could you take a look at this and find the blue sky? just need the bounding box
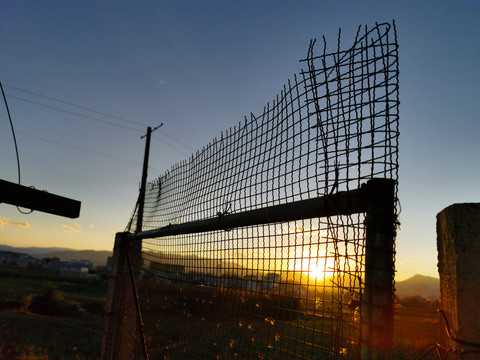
[0,1,478,280]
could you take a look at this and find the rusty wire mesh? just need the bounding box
[124,22,399,359]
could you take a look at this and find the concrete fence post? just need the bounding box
[101,232,139,360]
[437,203,480,358]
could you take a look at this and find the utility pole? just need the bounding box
[136,123,163,233]
[129,123,163,360]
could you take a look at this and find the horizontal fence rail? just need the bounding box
[125,185,368,241]
[102,21,400,360]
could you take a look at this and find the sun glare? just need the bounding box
[309,264,326,280]
[308,260,337,280]
[288,249,343,282]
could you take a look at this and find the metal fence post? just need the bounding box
[361,178,396,359]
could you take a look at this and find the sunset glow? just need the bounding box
[289,251,337,281]
[308,263,330,280]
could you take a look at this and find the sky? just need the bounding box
[0,0,478,280]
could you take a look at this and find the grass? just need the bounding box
[0,310,102,359]
[392,299,439,359]
[139,283,358,359]
[138,283,439,359]
[0,269,439,359]
[0,268,107,360]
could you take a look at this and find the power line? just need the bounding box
[0,126,144,168]
[5,84,197,157]
[6,84,197,153]
[0,125,190,170]
[8,94,144,133]
[157,130,196,152]
[4,83,149,128]
[152,135,190,157]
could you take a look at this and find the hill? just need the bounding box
[395,274,439,299]
[0,244,73,254]
[0,245,112,267]
[36,250,112,267]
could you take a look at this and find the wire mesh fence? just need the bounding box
[103,22,399,360]
[135,215,367,359]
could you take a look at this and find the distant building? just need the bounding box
[0,251,41,268]
[0,251,100,279]
[264,273,281,283]
[42,257,62,272]
[145,261,185,283]
[244,273,281,291]
[68,259,93,271]
[58,259,98,278]
[149,262,185,275]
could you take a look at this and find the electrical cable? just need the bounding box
[0,124,187,165]
[0,81,33,214]
[2,83,195,198]
[4,83,149,128]
[7,90,196,155]
[157,130,196,152]
[0,126,145,168]
[152,135,190,157]
[0,81,21,184]
[6,83,196,153]
[8,94,144,133]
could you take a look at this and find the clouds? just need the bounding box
[60,224,80,233]
[403,258,419,268]
[0,217,30,228]
[59,222,82,233]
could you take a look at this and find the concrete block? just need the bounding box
[437,203,480,358]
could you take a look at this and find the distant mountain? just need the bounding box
[396,274,439,299]
[0,244,73,254]
[0,245,112,267]
[37,250,112,267]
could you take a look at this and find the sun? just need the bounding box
[309,264,325,280]
[287,249,338,281]
[307,259,336,280]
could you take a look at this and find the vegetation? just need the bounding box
[0,268,107,360]
[137,282,439,359]
[0,268,439,359]
[25,282,77,316]
[168,286,300,321]
[393,297,439,359]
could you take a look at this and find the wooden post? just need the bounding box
[137,126,152,233]
[361,179,396,359]
[0,179,81,218]
[137,123,162,232]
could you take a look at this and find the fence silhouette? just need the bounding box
[102,22,399,360]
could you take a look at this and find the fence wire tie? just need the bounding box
[216,202,232,231]
[217,209,231,232]
[329,165,339,195]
